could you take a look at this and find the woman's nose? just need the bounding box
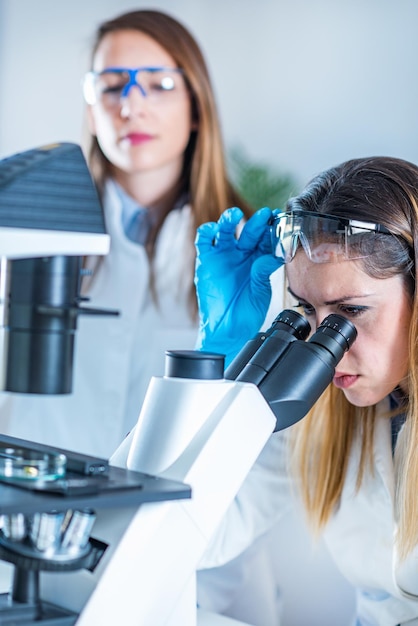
[315,310,331,331]
[120,86,147,119]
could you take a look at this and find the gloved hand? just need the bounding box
[194,206,284,365]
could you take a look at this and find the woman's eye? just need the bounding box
[102,85,124,95]
[148,83,165,92]
[149,79,175,92]
[339,305,368,318]
[294,302,315,316]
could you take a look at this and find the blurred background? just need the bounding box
[0,1,416,624]
[1,0,418,203]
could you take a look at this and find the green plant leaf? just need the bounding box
[228,145,300,211]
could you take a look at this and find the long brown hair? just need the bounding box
[83,10,252,311]
[283,157,418,558]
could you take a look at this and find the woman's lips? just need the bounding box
[333,373,359,389]
[123,133,154,145]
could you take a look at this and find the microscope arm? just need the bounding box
[86,377,276,626]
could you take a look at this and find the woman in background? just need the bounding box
[2,8,252,462]
[76,8,253,456]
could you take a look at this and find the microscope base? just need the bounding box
[0,593,77,625]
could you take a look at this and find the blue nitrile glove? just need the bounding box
[194,206,284,366]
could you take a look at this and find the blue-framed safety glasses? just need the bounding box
[82,66,185,107]
[270,210,392,264]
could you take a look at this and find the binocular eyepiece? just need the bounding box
[165,309,357,432]
[226,309,357,431]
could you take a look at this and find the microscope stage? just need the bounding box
[0,435,191,515]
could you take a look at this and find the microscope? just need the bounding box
[0,143,191,625]
[0,142,357,626]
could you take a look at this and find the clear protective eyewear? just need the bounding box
[82,66,185,107]
[270,209,392,264]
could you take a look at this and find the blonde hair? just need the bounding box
[291,386,377,533]
[283,157,418,559]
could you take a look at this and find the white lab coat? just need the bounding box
[0,180,198,457]
[199,399,418,626]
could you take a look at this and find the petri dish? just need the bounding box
[0,445,67,482]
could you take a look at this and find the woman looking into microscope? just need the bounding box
[195,155,418,625]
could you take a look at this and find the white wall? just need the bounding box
[1,0,418,187]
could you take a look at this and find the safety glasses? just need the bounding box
[270,209,392,264]
[82,66,185,108]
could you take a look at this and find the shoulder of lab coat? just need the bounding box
[391,428,418,602]
[323,401,418,624]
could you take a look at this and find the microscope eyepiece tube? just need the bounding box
[225,309,311,382]
[258,313,357,431]
[309,313,357,360]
